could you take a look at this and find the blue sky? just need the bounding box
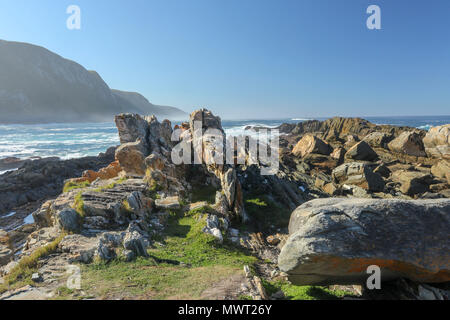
[0,0,449,119]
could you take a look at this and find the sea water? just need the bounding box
[0,115,449,161]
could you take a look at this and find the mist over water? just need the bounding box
[0,116,449,161]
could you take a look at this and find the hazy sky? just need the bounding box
[0,0,449,119]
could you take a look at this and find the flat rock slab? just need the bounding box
[278,198,450,286]
[155,196,180,209]
[59,234,99,263]
[80,179,148,219]
[185,201,209,212]
[0,285,53,300]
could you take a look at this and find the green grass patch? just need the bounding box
[261,279,357,300]
[79,260,242,300]
[92,177,128,192]
[63,180,91,193]
[148,208,256,267]
[244,194,291,231]
[184,205,216,217]
[121,199,133,213]
[0,233,66,294]
[70,207,257,300]
[72,192,86,218]
[145,180,162,199]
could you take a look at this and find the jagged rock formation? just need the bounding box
[1,109,251,269]
[271,116,450,200]
[279,117,412,142]
[114,113,186,196]
[188,109,246,220]
[278,198,450,285]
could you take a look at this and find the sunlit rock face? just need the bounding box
[423,124,450,160]
[278,198,450,286]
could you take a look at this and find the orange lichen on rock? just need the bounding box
[321,256,450,283]
[70,161,123,184]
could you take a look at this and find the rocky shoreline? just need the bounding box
[0,148,117,216]
[0,110,449,300]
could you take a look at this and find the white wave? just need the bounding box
[224,125,281,145]
[60,152,92,160]
[0,168,18,175]
[1,211,16,218]
[417,124,433,131]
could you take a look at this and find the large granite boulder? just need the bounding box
[278,198,450,285]
[292,135,332,158]
[332,162,385,192]
[423,124,450,159]
[388,131,427,157]
[344,141,378,161]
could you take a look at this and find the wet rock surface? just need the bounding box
[0,149,116,214]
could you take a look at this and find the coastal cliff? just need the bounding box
[0,40,187,124]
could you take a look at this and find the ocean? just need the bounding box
[0,115,449,170]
